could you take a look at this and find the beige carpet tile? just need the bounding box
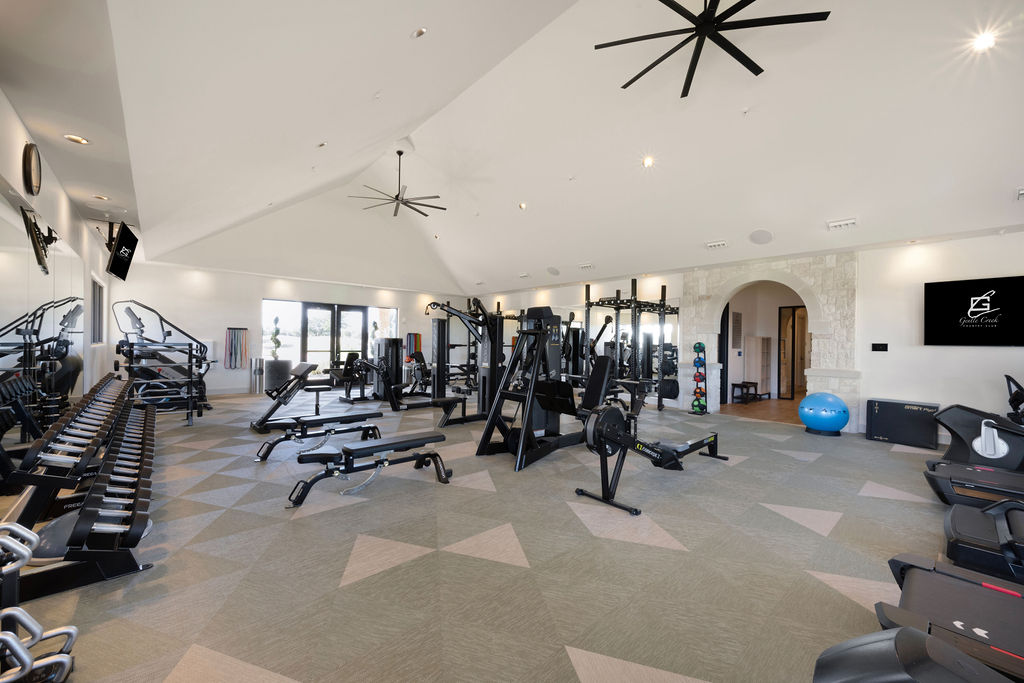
[165,644,300,683]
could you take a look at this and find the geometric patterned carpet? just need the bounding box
[17,391,948,682]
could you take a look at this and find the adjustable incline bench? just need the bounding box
[250,362,382,461]
[287,430,451,507]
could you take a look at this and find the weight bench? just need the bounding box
[286,430,450,507]
[254,410,384,462]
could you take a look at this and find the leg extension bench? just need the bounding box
[287,430,450,507]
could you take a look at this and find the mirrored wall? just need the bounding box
[0,191,86,398]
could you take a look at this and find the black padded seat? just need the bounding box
[303,385,331,393]
[946,501,1024,583]
[292,411,383,427]
[342,431,444,457]
[296,450,342,465]
[431,397,464,408]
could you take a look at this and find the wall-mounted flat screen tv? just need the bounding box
[924,275,1024,346]
[20,207,49,275]
[105,222,138,281]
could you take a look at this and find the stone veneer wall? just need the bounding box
[676,252,861,432]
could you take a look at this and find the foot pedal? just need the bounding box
[254,442,271,462]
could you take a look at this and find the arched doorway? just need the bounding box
[716,280,810,425]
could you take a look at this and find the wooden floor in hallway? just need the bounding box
[717,391,806,426]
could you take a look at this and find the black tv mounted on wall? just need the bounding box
[20,206,49,275]
[924,275,1024,346]
[105,222,138,281]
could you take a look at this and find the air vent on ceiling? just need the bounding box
[1017,188,1024,201]
[705,240,728,250]
[826,218,857,232]
[578,263,594,271]
[518,272,530,279]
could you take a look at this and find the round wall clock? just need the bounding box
[22,142,41,196]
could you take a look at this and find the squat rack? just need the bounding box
[584,278,678,412]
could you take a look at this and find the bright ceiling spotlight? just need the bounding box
[518,202,527,210]
[412,27,428,38]
[972,32,996,51]
[641,155,655,169]
[92,194,109,201]
[63,134,90,144]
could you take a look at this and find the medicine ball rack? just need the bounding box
[691,343,708,415]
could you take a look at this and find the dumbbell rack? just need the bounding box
[2,374,156,603]
[691,343,708,415]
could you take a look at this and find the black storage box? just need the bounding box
[866,399,940,450]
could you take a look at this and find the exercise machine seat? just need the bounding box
[814,627,1009,682]
[945,501,1024,583]
[341,431,445,457]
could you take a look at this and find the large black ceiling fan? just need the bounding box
[350,150,447,217]
[596,0,830,98]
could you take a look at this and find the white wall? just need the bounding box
[107,262,462,394]
[857,232,1024,422]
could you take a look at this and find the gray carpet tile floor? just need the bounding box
[11,391,949,682]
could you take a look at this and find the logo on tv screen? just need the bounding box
[925,276,1023,346]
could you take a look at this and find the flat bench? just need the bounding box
[287,430,450,507]
[254,410,384,462]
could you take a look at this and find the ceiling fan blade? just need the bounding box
[622,33,697,89]
[715,0,757,23]
[406,201,447,211]
[362,185,394,199]
[361,200,398,210]
[393,200,401,217]
[595,27,695,50]
[403,195,441,202]
[718,12,830,31]
[349,195,396,200]
[656,0,700,25]
[707,30,763,75]
[706,0,721,16]
[681,34,707,97]
[398,185,407,201]
[400,202,429,217]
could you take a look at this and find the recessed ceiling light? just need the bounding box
[63,134,89,144]
[906,240,918,245]
[475,281,485,286]
[317,141,327,148]
[518,202,527,210]
[412,27,427,38]
[433,233,440,239]
[519,272,530,279]
[641,155,655,169]
[972,32,995,51]
[92,194,109,201]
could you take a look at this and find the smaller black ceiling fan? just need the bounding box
[350,150,447,217]
[596,0,830,98]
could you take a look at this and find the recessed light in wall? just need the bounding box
[63,134,89,145]
[749,229,773,245]
[546,266,560,276]
[518,202,527,210]
[92,194,109,201]
[641,155,654,169]
[411,27,427,38]
[972,31,996,51]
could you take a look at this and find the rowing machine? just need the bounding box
[575,404,724,515]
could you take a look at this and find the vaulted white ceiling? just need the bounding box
[1,0,1022,295]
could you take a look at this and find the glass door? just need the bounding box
[336,305,367,362]
[777,305,806,400]
[301,303,335,371]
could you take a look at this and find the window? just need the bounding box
[91,279,104,343]
[262,299,302,362]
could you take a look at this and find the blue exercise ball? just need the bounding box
[799,392,849,436]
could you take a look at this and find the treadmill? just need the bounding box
[875,553,1024,679]
[925,417,1024,507]
[945,500,1024,584]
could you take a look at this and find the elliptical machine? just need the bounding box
[933,376,1024,469]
